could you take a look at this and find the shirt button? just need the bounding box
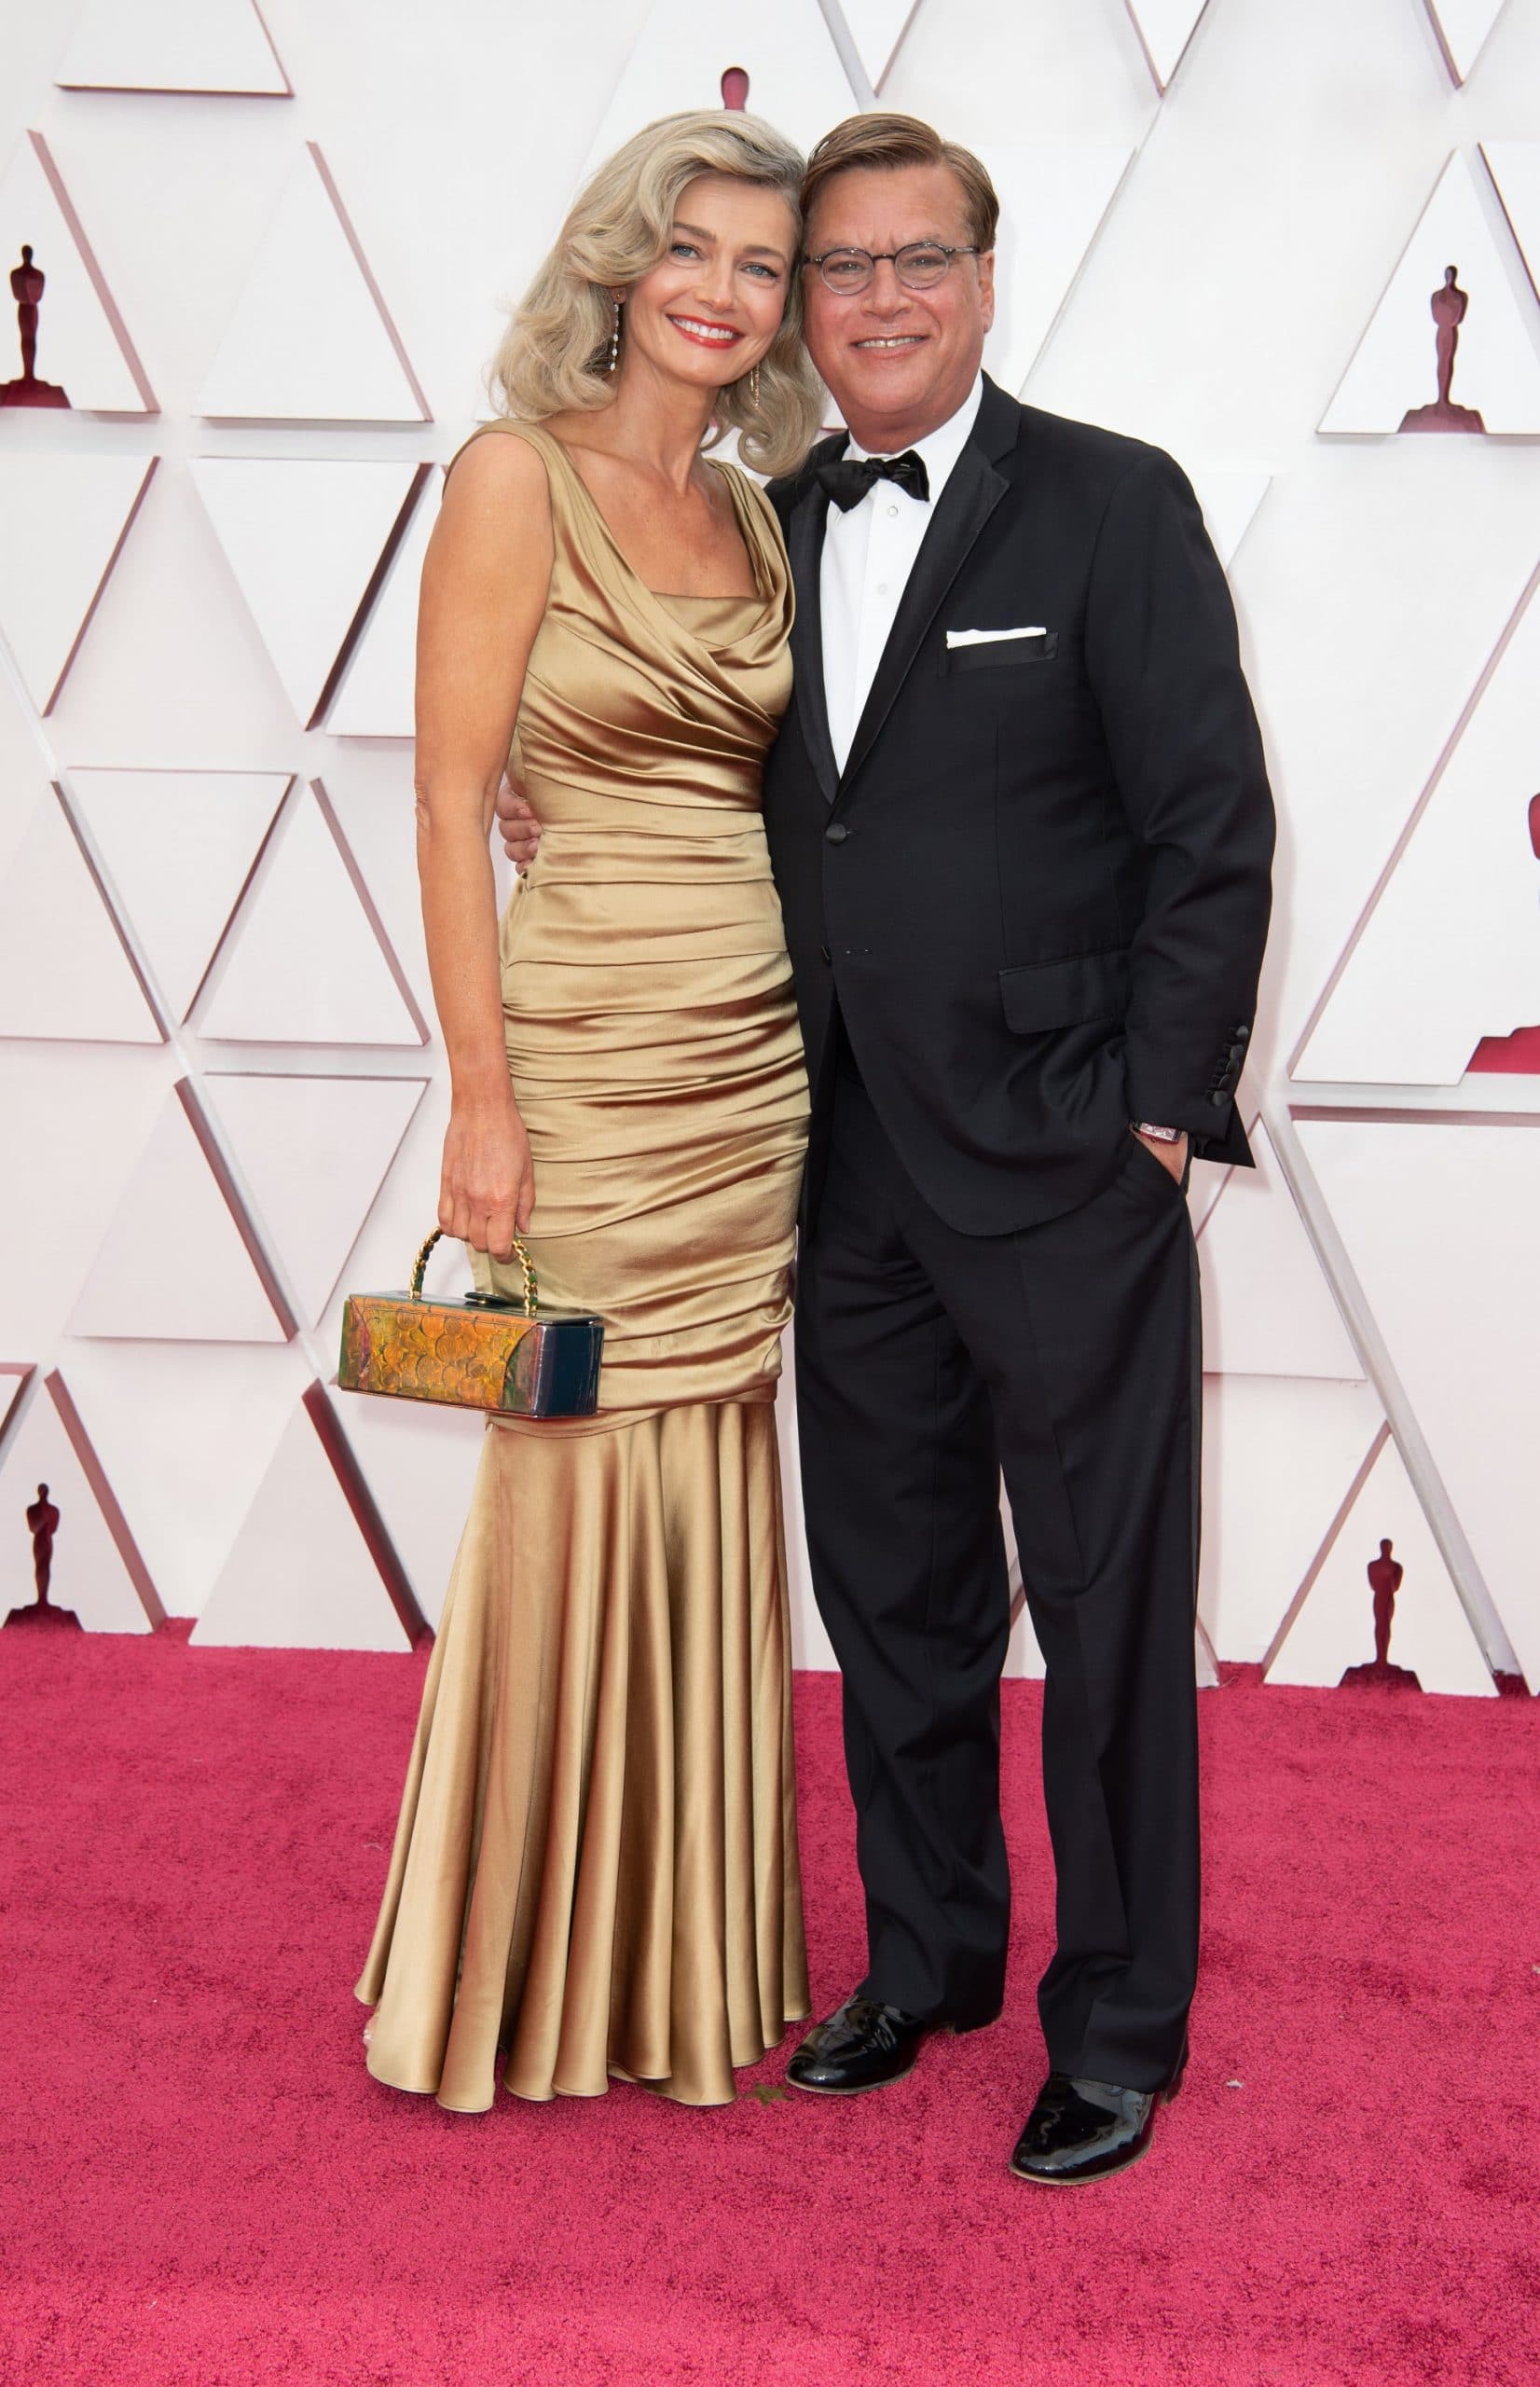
[875,582,888,596]
[887,504,899,517]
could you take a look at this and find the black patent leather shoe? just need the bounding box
[1009,2046,1187,2187]
[785,1996,953,2095]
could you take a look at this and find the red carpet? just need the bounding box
[3,1627,1537,2387]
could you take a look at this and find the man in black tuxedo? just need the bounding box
[767,112,1272,2187]
[502,113,1273,2185]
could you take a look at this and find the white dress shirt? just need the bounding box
[819,373,985,775]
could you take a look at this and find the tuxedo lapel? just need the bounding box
[838,439,1009,795]
[825,377,1020,799]
[787,476,840,807]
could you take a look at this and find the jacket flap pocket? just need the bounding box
[998,947,1130,1033]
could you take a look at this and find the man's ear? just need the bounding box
[975,250,997,338]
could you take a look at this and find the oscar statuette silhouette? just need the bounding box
[1340,1538,1420,1690]
[6,1483,81,1630]
[1399,266,1485,434]
[1466,791,1540,1073]
[0,246,71,409]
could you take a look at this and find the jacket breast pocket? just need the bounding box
[942,630,1059,676]
[998,946,1130,1034]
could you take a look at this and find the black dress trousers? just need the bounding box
[794,1035,1202,2092]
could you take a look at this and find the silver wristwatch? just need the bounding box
[1133,1122,1182,1142]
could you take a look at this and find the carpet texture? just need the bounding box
[2,1625,1537,2387]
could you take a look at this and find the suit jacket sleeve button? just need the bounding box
[1208,1089,1229,1107]
[824,821,850,845]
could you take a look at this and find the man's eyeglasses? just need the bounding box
[803,242,983,296]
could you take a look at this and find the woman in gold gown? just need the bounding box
[354,113,825,2109]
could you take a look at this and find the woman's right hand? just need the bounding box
[438,1089,534,1256]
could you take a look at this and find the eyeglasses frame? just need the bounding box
[801,241,984,294]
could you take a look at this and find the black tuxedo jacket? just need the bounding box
[763,375,1275,1237]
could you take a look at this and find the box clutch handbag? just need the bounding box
[337,1229,603,1419]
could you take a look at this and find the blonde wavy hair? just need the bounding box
[489,110,824,479]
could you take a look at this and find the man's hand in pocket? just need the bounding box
[495,771,542,869]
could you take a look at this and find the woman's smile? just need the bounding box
[666,312,746,349]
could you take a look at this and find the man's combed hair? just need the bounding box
[489,110,825,479]
[800,114,999,252]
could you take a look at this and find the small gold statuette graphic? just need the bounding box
[0,246,71,410]
[1339,1538,1420,1690]
[1398,266,1485,434]
[5,1483,81,1630]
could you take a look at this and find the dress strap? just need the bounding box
[443,417,570,491]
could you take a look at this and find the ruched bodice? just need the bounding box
[465,421,808,1414]
[357,417,810,2110]
[508,421,792,819]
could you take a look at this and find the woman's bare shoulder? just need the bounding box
[438,425,553,539]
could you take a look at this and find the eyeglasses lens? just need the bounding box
[819,245,953,294]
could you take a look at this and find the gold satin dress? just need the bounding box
[355,421,811,2110]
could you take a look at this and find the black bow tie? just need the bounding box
[815,448,929,512]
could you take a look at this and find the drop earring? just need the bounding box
[607,297,622,373]
[749,362,761,404]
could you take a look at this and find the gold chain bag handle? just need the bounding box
[411,1226,539,1317]
[337,1226,601,1417]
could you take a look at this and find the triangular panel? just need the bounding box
[192,1389,414,1649]
[0,132,155,409]
[1198,1122,1364,1378]
[1297,1116,1540,1689]
[1320,153,1540,435]
[64,768,290,1022]
[0,1372,160,1631]
[0,787,163,1042]
[194,781,425,1046]
[1123,0,1211,90]
[59,1343,309,1622]
[196,143,428,422]
[1483,143,1540,304]
[0,676,49,864]
[204,1072,427,1324]
[584,0,858,166]
[1188,466,1272,571]
[837,1,919,89]
[1423,0,1509,83]
[333,1387,488,1636]
[66,1082,291,1342]
[55,0,292,94]
[1197,1374,1384,1664]
[0,1362,35,1452]
[1267,1432,1494,1695]
[326,470,441,737]
[0,454,156,713]
[188,457,423,724]
[322,759,436,1018]
[979,146,1134,393]
[1000,1475,1047,1681]
[1297,573,1540,1085]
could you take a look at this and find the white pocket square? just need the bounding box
[945,626,1049,649]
